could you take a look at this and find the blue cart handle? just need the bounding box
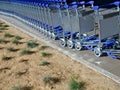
[56,5,60,9]
[63,4,69,9]
[45,4,49,7]
[79,1,85,5]
[72,4,78,9]
[112,1,120,6]
[71,2,77,5]
[86,1,94,8]
[62,0,66,3]
[93,6,99,10]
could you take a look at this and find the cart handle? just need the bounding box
[63,4,69,9]
[72,4,78,9]
[93,6,99,10]
[56,5,60,9]
[86,1,94,8]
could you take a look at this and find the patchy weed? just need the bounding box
[7,47,19,52]
[40,61,50,66]
[39,46,49,50]
[20,48,35,55]
[43,76,60,85]
[2,55,12,61]
[69,78,85,90]
[4,32,13,38]
[27,41,38,48]
[42,52,52,57]
[12,38,20,45]
[14,36,22,40]
[12,86,32,90]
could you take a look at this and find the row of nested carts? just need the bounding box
[0,0,120,59]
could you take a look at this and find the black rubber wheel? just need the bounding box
[75,42,82,51]
[67,40,74,49]
[59,39,67,47]
[94,47,102,57]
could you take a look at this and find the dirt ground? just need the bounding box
[0,20,120,90]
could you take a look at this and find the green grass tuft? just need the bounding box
[69,78,85,90]
[12,38,20,45]
[12,86,32,90]
[0,39,5,44]
[0,23,9,30]
[40,61,50,66]
[0,27,7,30]
[27,41,38,48]
[12,86,21,90]
[4,32,13,38]
[2,24,9,27]
[43,76,60,85]
[20,48,35,55]
[39,46,49,50]
[14,36,22,40]
[6,47,18,52]
[2,55,12,61]
[42,52,52,57]
[7,47,15,51]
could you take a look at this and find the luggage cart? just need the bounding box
[58,1,80,47]
[47,0,72,40]
[74,8,96,50]
[43,3,53,37]
[42,3,50,35]
[74,1,120,51]
[49,4,63,40]
[59,4,72,47]
[59,1,95,48]
[38,3,46,33]
[93,2,120,59]
[36,3,47,33]
[32,2,40,30]
[47,0,63,38]
[66,2,86,49]
[0,1,14,17]
[45,3,53,37]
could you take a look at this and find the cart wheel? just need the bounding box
[59,39,67,47]
[51,33,56,40]
[48,32,52,38]
[47,31,50,37]
[76,33,80,38]
[94,47,102,57]
[75,42,82,51]
[44,30,47,35]
[43,30,46,34]
[41,28,44,33]
[67,40,74,49]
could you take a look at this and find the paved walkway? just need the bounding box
[0,14,120,84]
